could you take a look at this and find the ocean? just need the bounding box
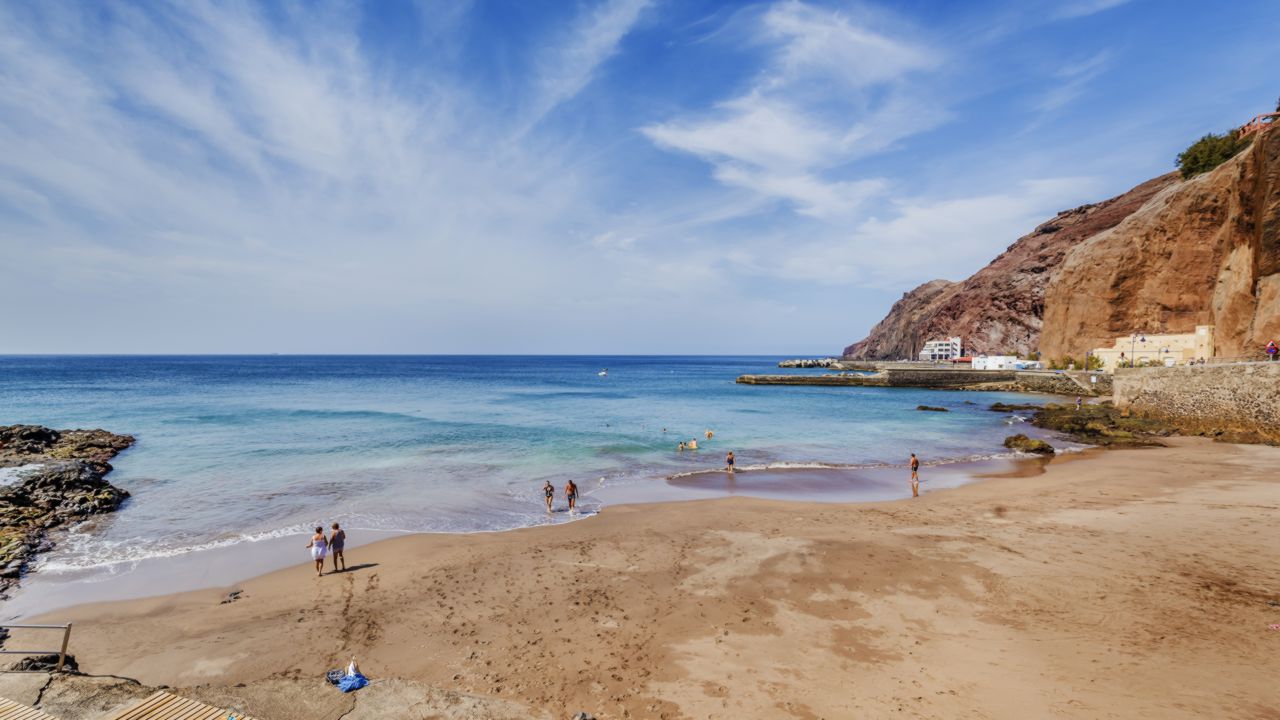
[0,355,1051,580]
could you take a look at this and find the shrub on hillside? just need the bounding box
[1048,355,1103,371]
[1176,131,1250,178]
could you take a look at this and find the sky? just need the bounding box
[1,0,1277,355]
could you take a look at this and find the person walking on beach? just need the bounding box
[565,479,579,512]
[330,522,347,573]
[306,526,328,577]
[1267,340,1278,361]
[725,451,735,473]
[543,480,555,513]
[1076,396,1083,410]
[910,453,921,498]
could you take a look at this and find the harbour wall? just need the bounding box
[1112,362,1280,442]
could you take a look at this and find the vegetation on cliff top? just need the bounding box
[1176,130,1251,179]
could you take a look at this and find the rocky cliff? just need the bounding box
[1040,128,1280,360]
[846,126,1280,361]
[844,174,1178,359]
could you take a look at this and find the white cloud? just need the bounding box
[1035,51,1111,114]
[749,176,1102,287]
[524,0,651,129]
[1054,0,1133,20]
[641,1,939,218]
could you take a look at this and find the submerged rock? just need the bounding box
[916,405,949,412]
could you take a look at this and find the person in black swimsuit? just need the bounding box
[565,479,579,512]
[725,451,735,473]
[910,453,920,497]
[543,480,555,513]
[329,522,347,573]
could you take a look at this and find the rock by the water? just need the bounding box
[0,425,133,599]
[988,402,1044,413]
[1003,434,1055,455]
[916,405,949,412]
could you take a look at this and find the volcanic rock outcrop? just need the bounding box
[844,174,1178,359]
[845,126,1280,362]
[0,425,134,597]
[1040,127,1280,360]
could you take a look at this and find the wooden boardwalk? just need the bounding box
[109,691,260,720]
[0,696,58,720]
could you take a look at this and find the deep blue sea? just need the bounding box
[0,355,1048,576]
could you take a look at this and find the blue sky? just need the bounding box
[1,0,1276,354]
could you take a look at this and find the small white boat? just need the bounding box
[598,369,608,377]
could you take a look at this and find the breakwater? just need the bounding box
[739,366,1106,395]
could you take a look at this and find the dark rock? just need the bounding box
[989,402,1044,412]
[1004,434,1056,455]
[1029,403,1167,447]
[7,653,77,673]
[0,426,133,599]
[916,405,949,412]
[571,714,597,720]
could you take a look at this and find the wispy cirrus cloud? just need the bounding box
[1035,50,1112,114]
[1054,0,1133,20]
[641,1,939,219]
[524,0,651,130]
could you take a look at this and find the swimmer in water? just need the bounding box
[705,429,714,440]
[725,451,735,473]
[678,441,686,451]
[543,480,555,513]
[688,439,698,450]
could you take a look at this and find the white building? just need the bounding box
[919,337,963,362]
[973,355,1018,370]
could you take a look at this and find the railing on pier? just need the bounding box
[0,623,72,672]
[1239,112,1279,139]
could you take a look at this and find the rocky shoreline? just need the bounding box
[0,425,134,599]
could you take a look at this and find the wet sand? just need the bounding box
[16,438,1280,719]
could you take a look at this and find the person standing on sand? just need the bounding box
[306,526,328,577]
[725,451,735,473]
[330,522,346,573]
[1076,396,1083,410]
[910,454,921,498]
[565,479,579,512]
[543,480,555,512]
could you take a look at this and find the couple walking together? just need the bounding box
[544,479,580,512]
[306,522,348,576]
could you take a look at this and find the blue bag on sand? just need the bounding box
[338,672,369,693]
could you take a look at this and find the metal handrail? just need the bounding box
[0,623,72,672]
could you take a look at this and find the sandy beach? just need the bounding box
[17,438,1280,719]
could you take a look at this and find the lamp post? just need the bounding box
[1129,332,1146,367]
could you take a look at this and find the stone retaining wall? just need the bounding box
[1112,362,1280,441]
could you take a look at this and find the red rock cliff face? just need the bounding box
[1040,129,1280,361]
[843,174,1177,359]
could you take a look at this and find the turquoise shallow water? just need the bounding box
[0,355,1051,574]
